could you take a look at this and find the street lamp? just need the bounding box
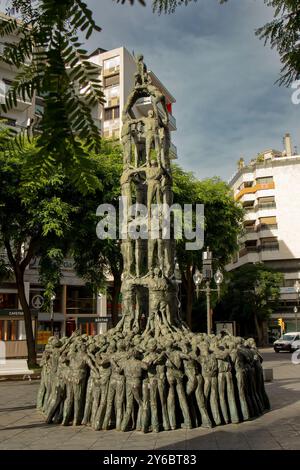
[193,247,223,335]
[174,258,182,315]
[214,268,224,299]
[50,293,56,336]
[193,268,203,299]
[294,280,300,331]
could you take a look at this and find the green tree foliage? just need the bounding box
[70,141,124,326]
[217,263,283,345]
[0,131,123,365]
[0,0,103,190]
[152,0,227,15]
[172,165,243,328]
[0,128,78,367]
[256,1,300,86]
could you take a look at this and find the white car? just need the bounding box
[291,339,300,352]
[273,332,300,353]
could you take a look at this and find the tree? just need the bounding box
[256,1,300,86]
[0,129,79,367]
[70,141,124,326]
[0,0,103,192]
[0,132,125,366]
[216,263,283,345]
[172,165,243,328]
[152,0,227,15]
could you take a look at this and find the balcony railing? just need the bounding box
[239,246,258,257]
[236,182,275,201]
[259,243,279,252]
[257,202,276,210]
[169,142,177,159]
[243,202,276,212]
[257,224,278,231]
[103,66,120,77]
[0,83,31,108]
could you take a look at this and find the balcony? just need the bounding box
[239,246,258,257]
[0,83,32,111]
[235,182,275,201]
[257,202,276,210]
[169,142,177,159]
[259,242,279,252]
[104,96,120,108]
[257,223,278,232]
[168,113,176,131]
[103,66,120,77]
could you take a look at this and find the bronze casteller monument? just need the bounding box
[38,55,270,432]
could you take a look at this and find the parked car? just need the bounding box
[273,332,300,353]
[291,339,300,352]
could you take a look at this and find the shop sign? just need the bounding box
[77,316,111,324]
[0,309,38,317]
[94,317,111,323]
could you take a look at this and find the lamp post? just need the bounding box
[193,247,223,334]
[50,293,56,336]
[294,280,300,331]
[174,258,182,317]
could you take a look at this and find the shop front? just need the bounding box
[36,312,65,352]
[0,309,38,358]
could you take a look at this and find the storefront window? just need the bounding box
[0,319,31,341]
[78,320,97,336]
[66,286,95,315]
[0,293,18,309]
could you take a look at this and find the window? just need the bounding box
[0,293,18,309]
[0,320,27,341]
[258,196,275,204]
[260,236,279,251]
[104,75,120,87]
[66,286,95,315]
[257,196,276,209]
[259,216,277,229]
[104,86,120,107]
[104,106,120,121]
[103,56,120,72]
[239,181,254,191]
[256,176,273,185]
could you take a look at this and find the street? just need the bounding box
[0,349,299,450]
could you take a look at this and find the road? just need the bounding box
[0,348,299,450]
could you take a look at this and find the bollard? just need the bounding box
[263,368,273,382]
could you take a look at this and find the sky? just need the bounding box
[83,0,300,182]
[1,0,296,181]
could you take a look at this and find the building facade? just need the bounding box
[227,134,300,337]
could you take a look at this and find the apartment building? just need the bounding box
[87,46,177,158]
[227,134,300,335]
[0,14,177,355]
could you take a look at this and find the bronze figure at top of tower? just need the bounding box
[122,54,171,171]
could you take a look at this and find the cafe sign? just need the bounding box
[0,309,38,317]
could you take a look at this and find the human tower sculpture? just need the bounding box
[38,55,270,432]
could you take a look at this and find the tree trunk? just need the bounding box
[111,273,121,327]
[15,268,37,368]
[253,313,263,347]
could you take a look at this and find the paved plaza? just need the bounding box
[0,349,299,450]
